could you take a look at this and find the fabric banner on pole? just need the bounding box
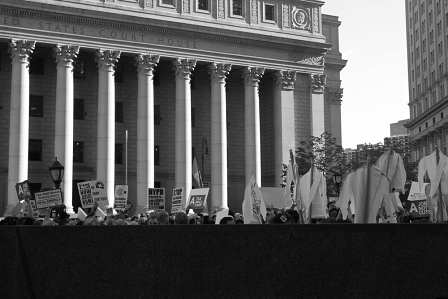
[242,180,267,224]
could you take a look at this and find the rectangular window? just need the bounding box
[160,0,175,7]
[197,0,209,11]
[264,3,276,22]
[73,59,85,78]
[29,140,42,161]
[116,102,124,122]
[73,141,84,163]
[29,55,44,75]
[115,144,123,164]
[30,95,43,117]
[74,99,84,120]
[232,0,243,16]
[154,105,160,125]
[155,145,160,165]
[442,112,444,118]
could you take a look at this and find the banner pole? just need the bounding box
[125,130,128,186]
[435,146,443,222]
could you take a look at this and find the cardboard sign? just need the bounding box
[114,185,128,210]
[187,188,209,212]
[406,199,431,218]
[22,200,39,219]
[15,180,32,201]
[407,182,428,201]
[77,180,109,208]
[171,188,184,213]
[124,202,133,214]
[34,189,63,209]
[148,188,165,210]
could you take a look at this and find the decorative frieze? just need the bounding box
[173,58,197,79]
[209,63,232,84]
[218,0,225,18]
[53,44,80,68]
[8,39,35,64]
[135,54,160,75]
[313,7,319,33]
[141,0,153,8]
[282,4,290,28]
[273,70,296,90]
[183,0,190,13]
[251,0,258,24]
[292,6,310,31]
[288,52,324,66]
[310,74,326,94]
[95,49,121,72]
[242,67,265,87]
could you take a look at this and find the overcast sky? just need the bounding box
[322,1,409,149]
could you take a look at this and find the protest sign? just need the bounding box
[15,180,32,201]
[96,207,107,220]
[22,200,39,219]
[78,207,87,221]
[34,189,63,209]
[406,199,431,218]
[187,188,209,212]
[215,209,229,225]
[407,182,428,201]
[148,188,165,210]
[77,180,108,208]
[124,201,133,214]
[114,185,128,210]
[171,188,184,213]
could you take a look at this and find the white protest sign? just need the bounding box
[408,182,429,201]
[22,200,39,219]
[114,185,128,210]
[15,180,32,201]
[171,188,184,213]
[78,207,87,221]
[34,189,63,209]
[77,180,109,208]
[187,188,210,212]
[148,188,165,210]
[215,209,229,225]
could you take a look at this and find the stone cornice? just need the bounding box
[405,96,448,129]
[0,6,330,55]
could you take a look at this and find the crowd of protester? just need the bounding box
[0,197,434,226]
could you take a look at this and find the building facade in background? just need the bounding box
[405,0,448,161]
[0,0,346,215]
[384,119,410,151]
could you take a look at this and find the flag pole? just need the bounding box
[435,146,443,222]
[308,157,314,224]
[363,157,371,223]
[125,130,128,186]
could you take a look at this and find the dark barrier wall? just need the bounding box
[1,225,448,299]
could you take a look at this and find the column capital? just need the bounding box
[242,66,265,87]
[53,44,80,68]
[135,54,160,75]
[95,49,121,72]
[8,39,35,64]
[209,63,232,84]
[310,74,326,94]
[173,58,197,79]
[273,70,297,90]
[326,87,343,104]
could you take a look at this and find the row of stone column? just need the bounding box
[5,39,326,215]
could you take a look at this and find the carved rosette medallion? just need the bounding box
[135,54,160,76]
[209,63,232,84]
[273,70,296,90]
[313,7,319,32]
[95,50,121,72]
[173,58,197,80]
[292,6,310,31]
[183,0,190,13]
[242,67,265,87]
[288,52,324,66]
[251,0,258,24]
[282,4,290,28]
[218,0,225,18]
[310,74,326,94]
[8,39,36,65]
[53,44,80,68]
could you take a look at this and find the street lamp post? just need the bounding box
[201,137,209,187]
[49,157,65,189]
[332,172,342,197]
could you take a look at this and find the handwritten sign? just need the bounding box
[171,188,184,213]
[114,185,128,210]
[15,180,32,201]
[34,189,63,209]
[77,180,108,208]
[22,200,39,219]
[148,188,165,210]
[187,188,209,212]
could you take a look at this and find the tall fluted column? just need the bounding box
[173,58,196,206]
[135,54,160,215]
[242,67,265,185]
[310,74,326,137]
[209,63,231,211]
[5,40,35,216]
[95,49,121,206]
[53,44,80,214]
[327,88,343,145]
[273,70,296,186]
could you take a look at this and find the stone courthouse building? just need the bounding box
[0,0,346,215]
